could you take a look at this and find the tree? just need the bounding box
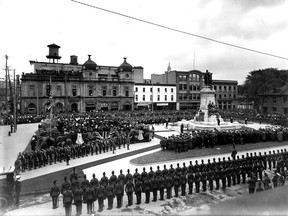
[239,68,288,111]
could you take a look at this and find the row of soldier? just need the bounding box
[15,134,131,173]
[161,127,288,151]
[51,148,288,215]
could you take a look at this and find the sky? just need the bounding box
[0,0,287,85]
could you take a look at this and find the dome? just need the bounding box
[118,57,133,72]
[83,55,97,70]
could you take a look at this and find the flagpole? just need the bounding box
[49,76,52,137]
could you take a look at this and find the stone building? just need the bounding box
[20,44,141,114]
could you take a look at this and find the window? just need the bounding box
[228,86,231,91]
[135,95,138,101]
[224,94,226,98]
[219,86,222,90]
[193,85,197,91]
[113,87,117,96]
[283,96,287,103]
[165,95,167,101]
[125,87,129,97]
[29,85,35,97]
[272,107,277,112]
[135,87,138,92]
[179,84,183,91]
[273,97,277,103]
[224,86,227,91]
[57,85,62,96]
[165,88,167,92]
[171,88,173,93]
[143,95,145,101]
[150,95,152,101]
[46,85,50,96]
[102,86,107,96]
[193,94,196,100]
[150,87,152,92]
[183,84,187,90]
[157,88,160,93]
[72,86,77,96]
[157,95,160,101]
[189,94,192,100]
[171,95,174,101]
[197,94,200,100]
[214,86,217,90]
[88,87,93,96]
[219,94,222,99]
[143,87,145,92]
[179,94,182,100]
[183,94,187,100]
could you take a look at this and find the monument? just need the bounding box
[180,70,241,130]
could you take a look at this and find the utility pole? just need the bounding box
[5,55,8,111]
[13,69,17,132]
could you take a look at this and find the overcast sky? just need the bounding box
[0,0,287,84]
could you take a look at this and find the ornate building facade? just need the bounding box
[20,44,140,114]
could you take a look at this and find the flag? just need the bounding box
[46,76,53,112]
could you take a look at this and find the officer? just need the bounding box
[155,166,162,178]
[74,185,84,216]
[173,171,180,197]
[165,173,173,199]
[95,182,106,212]
[81,175,89,203]
[134,178,143,205]
[63,187,73,216]
[50,180,60,209]
[61,176,71,197]
[169,164,175,177]
[180,170,187,196]
[71,176,80,196]
[106,181,115,210]
[148,166,155,179]
[125,178,134,206]
[115,179,124,208]
[151,176,158,202]
[158,174,166,200]
[143,177,151,204]
[182,162,188,176]
[176,163,182,176]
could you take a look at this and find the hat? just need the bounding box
[16,175,21,179]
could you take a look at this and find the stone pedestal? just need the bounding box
[200,86,216,121]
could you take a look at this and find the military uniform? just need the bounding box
[95,184,106,212]
[125,179,134,206]
[106,182,115,210]
[158,175,165,200]
[63,189,73,216]
[74,187,83,216]
[50,181,60,209]
[134,179,143,205]
[143,178,151,203]
[165,174,173,199]
[115,180,124,208]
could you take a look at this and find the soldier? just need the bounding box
[169,164,175,178]
[81,175,89,203]
[155,166,162,178]
[50,180,60,209]
[70,168,78,183]
[162,164,169,179]
[182,162,188,176]
[180,170,187,196]
[95,182,106,212]
[214,169,221,190]
[110,171,118,187]
[125,178,134,206]
[241,165,247,184]
[106,181,115,210]
[221,169,227,189]
[141,167,148,183]
[71,177,80,196]
[165,173,173,199]
[101,172,109,189]
[226,168,232,187]
[143,177,151,204]
[187,170,194,194]
[268,151,272,170]
[126,169,133,184]
[188,161,194,173]
[74,185,84,216]
[134,178,143,205]
[151,176,158,202]
[173,172,180,197]
[115,179,124,208]
[148,166,155,179]
[63,187,73,216]
[118,169,126,186]
[201,170,207,192]
[176,163,182,176]
[194,171,201,193]
[207,169,214,191]
[61,176,71,196]
[133,168,141,182]
[158,174,166,200]
[231,167,237,186]
[90,173,99,190]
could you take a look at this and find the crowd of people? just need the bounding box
[49,148,288,215]
[161,126,288,152]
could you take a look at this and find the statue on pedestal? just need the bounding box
[204,70,212,86]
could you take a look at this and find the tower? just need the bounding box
[46,43,61,63]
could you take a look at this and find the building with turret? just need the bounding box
[20,44,141,114]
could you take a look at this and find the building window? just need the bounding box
[283,96,287,103]
[29,85,35,97]
[150,95,152,101]
[157,95,160,101]
[165,88,167,92]
[171,95,174,101]
[135,87,138,92]
[143,95,145,101]
[150,87,152,92]
[143,87,145,92]
[224,94,226,98]
[165,95,167,101]
[183,84,187,90]
[273,97,277,103]
[284,108,288,114]
[228,86,231,91]
[46,85,50,96]
[179,94,182,100]
[193,94,196,100]
[88,87,93,96]
[219,94,222,99]
[219,86,222,90]
[214,86,217,90]
[197,94,200,100]
[171,88,173,93]
[135,95,138,101]
[224,86,227,91]
[272,107,277,112]
[113,87,117,96]
[57,85,62,96]
[125,87,129,97]
[157,88,160,93]
[102,86,107,96]
[183,94,187,100]
[72,86,77,96]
